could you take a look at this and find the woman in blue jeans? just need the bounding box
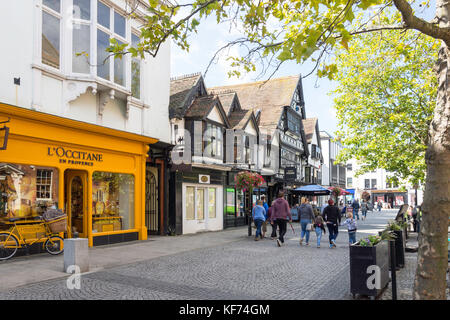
[252,200,266,241]
[298,197,315,246]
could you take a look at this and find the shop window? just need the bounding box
[185,186,218,220]
[42,5,61,69]
[208,188,216,218]
[186,187,195,220]
[36,169,53,200]
[196,188,204,220]
[0,164,59,221]
[92,172,134,233]
[225,188,235,216]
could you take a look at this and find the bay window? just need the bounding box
[41,0,143,97]
[42,0,61,69]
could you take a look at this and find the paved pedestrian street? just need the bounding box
[0,210,398,300]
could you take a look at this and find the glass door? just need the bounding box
[65,170,88,238]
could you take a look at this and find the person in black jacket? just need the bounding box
[323,199,341,248]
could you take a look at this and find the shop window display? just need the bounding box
[0,163,58,225]
[92,172,134,233]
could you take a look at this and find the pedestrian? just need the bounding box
[260,196,269,238]
[313,214,326,248]
[252,200,266,241]
[377,200,382,212]
[406,205,413,231]
[323,199,341,249]
[268,201,277,239]
[342,212,357,245]
[361,200,368,220]
[351,199,360,220]
[299,197,315,246]
[270,191,292,247]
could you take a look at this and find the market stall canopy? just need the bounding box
[292,185,331,195]
[328,187,351,195]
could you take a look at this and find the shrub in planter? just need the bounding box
[349,233,392,299]
[385,220,407,269]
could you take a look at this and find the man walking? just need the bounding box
[323,199,341,248]
[270,191,292,247]
[351,199,360,220]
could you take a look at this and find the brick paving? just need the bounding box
[0,210,399,300]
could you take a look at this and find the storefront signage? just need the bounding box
[284,167,297,181]
[47,146,103,166]
[199,174,210,184]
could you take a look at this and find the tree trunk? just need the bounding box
[413,45,450,300]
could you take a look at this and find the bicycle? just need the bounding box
[0,216,65,260]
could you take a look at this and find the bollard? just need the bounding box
[64,238,89,273]
[389,239,397,300]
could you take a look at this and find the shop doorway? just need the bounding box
[145,167,159,235]
[65,170,88,239]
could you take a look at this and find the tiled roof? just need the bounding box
[184,95,218,118]
[209,75,300,133]
[228,109,253,129]
[302,118,318,144]
[169,73,202,118]
[211,91,238,116]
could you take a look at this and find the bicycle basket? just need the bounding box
[47,215,67,233]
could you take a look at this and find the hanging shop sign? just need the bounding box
[47,146,104,166]
[284,167,297,181]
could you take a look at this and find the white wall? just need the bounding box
[0,0,171,144]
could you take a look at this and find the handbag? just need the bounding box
[306,223,313,231]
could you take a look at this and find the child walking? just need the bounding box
[313,214,326,248]
[342,212,357,245]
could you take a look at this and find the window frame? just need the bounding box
[72,0,92,75]
[36,169,54,201]
[42,1,62,70]
[96,1,128,87]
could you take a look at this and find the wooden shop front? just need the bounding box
[0,103,157,247]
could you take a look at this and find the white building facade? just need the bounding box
[319,131,346,189]
[346,159,424,208]
[0,0,171,142]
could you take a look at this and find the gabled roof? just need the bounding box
[184,95,230,127]
[209,75,301,133]
[228,109,255,131]
[302,118,318,144]
[169,73,205,119]
[212,91,239,116]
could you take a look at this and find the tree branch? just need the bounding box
[393,0,450,45]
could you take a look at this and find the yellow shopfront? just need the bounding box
[0,103,157,247]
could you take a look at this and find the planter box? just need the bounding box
[378,229,405,269]
[350,240,390,299]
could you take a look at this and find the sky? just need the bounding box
[170,15,338,136]
[169,1,436,138]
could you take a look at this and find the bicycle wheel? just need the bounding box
[0,232,19,260]
[45,235,64,255]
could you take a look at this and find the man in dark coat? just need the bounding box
[323,199,341,248]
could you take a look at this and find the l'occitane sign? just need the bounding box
[47,146,103,166]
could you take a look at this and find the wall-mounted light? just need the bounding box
[0,118,11,150]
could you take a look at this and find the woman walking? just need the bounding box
[361,200,368,220]
[313,214,326,248]
[252,200,266,241]
[323,199,342,248]
[299,197,315,246]
[270,191,292,247]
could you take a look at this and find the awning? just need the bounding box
[292,184,331,195]
[346,189,355,195]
